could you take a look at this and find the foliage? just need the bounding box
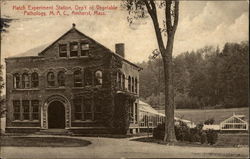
[153,121,218,145]
[174,121,190,141]
[113,92,136,134]
[0,65,5,117]
[200,131,207,144]
[153,123,165,140]
[138,42,249,109]
[204,118,215,125]
[0,18,13,32]
[206,129,218,145]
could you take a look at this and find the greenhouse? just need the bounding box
[220,113,248,131]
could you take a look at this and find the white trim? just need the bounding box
[221,116,247,124]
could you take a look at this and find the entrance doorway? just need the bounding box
[48,101,65,129]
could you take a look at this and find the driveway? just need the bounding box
[1,135,249,158]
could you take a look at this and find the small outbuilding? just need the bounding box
[220,113,248,131]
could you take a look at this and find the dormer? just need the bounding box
[38,24,103,59]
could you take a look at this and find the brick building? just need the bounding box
[5,24,141,134]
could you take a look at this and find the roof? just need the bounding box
[9,43,50,58]
[139,100,163,116]
[220,114,248,124]
[5,25,142,70]
[138,100,191,123]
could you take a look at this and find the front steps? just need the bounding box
[5,127,112,136]
[35,127,111,136]
[35,129,73,135]
[69,127,111,135]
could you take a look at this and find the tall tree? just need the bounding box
[124,0,179,142]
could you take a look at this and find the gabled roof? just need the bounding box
[220,115,248,124]
[6,24,142,70]
[38,25,142,70]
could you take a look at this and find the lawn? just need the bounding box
[159,107,249,124]
[216,133,249,147]
[0,136,91,147]
[132,133,249,148]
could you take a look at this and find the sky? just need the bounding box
[1,0,249,64]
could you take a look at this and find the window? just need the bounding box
[122,74,125,90]
[135,103,138,123]
[129,103,134,123]
[58,71,65,87]
[13,73,21,89]
[31,72,39,88]
[117,72,121,89]
[132,77,134,92]
[47,72,55,87]
[135,78,138,93]
[13,100,21,120]
[74,70,82,87]
[94,97,102,120]
[31,100,39,120]
[59,44,67,57]
[70,42,78,57]
[94,70,102,85]
[22,73,30,88]
[74,97,82,120]
[73,96,93,121]
[84,99,92,120]
[81,43,89,56]
[84,69,92,86]
[128,76,131,91]
[22,100,30,120]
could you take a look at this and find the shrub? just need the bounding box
[175,121,190,141]
[206,129,218,145]
[204,118,215,125]
[154,121,191,142]
[153,121,217,145]
[189,129,201,142]
[153,123,165,140]
[200,131,207,144]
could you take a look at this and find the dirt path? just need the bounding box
[1,135,249,158]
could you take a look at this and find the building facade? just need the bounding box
[5,24,141,134]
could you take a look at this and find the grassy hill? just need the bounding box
[158,107,249,124]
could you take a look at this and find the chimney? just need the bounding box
[115,43,125,58]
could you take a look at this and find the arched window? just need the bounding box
[74,70,82,87]
[31,72,39,88]
[132,77,134,92]
[128,76,131,92]
[13,73,21,89]
[94,70,103,85]
[122,74,125,90]
[84,69,92,86]
[22,73,30,88]
[58,71,65,87]
[47,72,55,87]
[135,78,138,93]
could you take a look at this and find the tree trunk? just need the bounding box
[163,35,176,143]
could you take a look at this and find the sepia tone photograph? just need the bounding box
[0,0,249,158]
